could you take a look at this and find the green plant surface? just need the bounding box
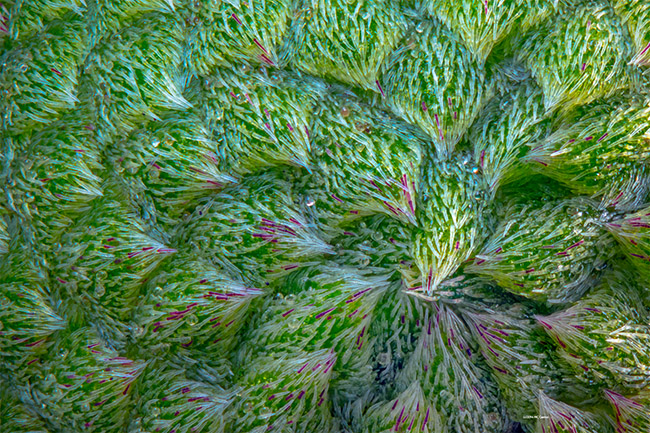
[3,1,650,431]
[518,1,636,112]
[466,197,615,304]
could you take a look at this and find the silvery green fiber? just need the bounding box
[2,1,650,432]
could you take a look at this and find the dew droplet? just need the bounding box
[377,352,391,366]
[131,324,144,337]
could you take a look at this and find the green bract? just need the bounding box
[284,0,407,91]
[3,1,650,432]
[184,0,294,74]
[604,390,650,433]
[526,94,650,210]
[463,307,591,427]
[537,272,650,392]
[412,152,491,295]
[412,0,557,63]
[518,1,636,111]
[304,92,424,226]
[612,0,650,67]
[466,197,614,304]
[380,20,490,157]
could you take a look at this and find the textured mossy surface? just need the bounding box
[1,1,650,433]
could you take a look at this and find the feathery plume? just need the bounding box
[231,348,339,433]
[612,0,650,67]
[536,391,611,433]
[183,0,294,74]
[380,20,490,157]
[412,0,558,63]
[241,266,389,362]
[0,0,85,40]
[8,112,104,246]
[304,93,424,226]
[0,17,86,135]
[604,389,650,433]
[18,326,145,432]
[606,204,650,279]
[464,308,591,425]
[0,233,65,373]
[328,214,412,277]
[52,182,176,343]
[82,12,188,143]
[0,384,49,433]
[132,252,262,361]
[393,303,507,433]
[178,170,332,285]
[86,0,175,37]
[536,271,650,391]
[194,69,322,174]
[107,109,236,229]
[518,2,636,112]
[283,0,407,91]
[412,152,492,295]
[130,362,235,433]
[0,205,9,254]
[525,94,650,211]
[466,197,614,304]
[470,79,551,189]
